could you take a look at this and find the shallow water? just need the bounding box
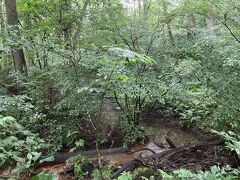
[105,124,199,165]
[34,142,164,179]
[33,122,199,179]
[102,99,199,147]
[103,142,165,165]
[146,123,199,147]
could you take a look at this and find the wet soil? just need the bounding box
[35,142,164,179]
[1,111,235,179]
[34,122,226,179]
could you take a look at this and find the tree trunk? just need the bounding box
[24,3,37,67]
[205,16,216,36]
[138,0,142,12]
[163,0,174,45]
[139,0,151,16]
[204,0,216,36]
[0,0,4,70]
[187,13,196,38]
[59,0,72,46]
[143,0,152,18]
[72,0,90,49]
[0,0,4,42]
[143,0,147,14]
[188,13,196,28]
[5,0,27,74]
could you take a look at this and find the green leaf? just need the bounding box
[31,152,42,161]
[30,172,57,180]
[118,172,132,180]
[69,147,76,153]
[77,87,89,93]
[39,156,54,164]
[75,139,85,147]
[27,153,33,160]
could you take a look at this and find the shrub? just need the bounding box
[0,116,51,173]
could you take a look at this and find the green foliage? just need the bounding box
[101,47,167,126]
[158,166,240,180]
[30,172,57,180]
[132,167,153,179]
[69,139,85,152]
[0,70,64,149]
[68,155,92,179]
[0,95,34,118]
[0,116,50,173]
[114,166,239,180]
[91,169,104,180]
[2,0,240,178]
[118,171,133,180]
[119,120,146,146]
[213,130,240,157]
[91,165,113,180]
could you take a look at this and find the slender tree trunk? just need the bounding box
[143,0,152,16]
[205,16,216,36]
[188,13,196,28]
[143,0,147,14]
[163,0,174,45]
[24,3,36,67]
[143,0,152,18]
[0,0,4,70]
[204,0,216,36]
[72,0,90,49]
[5,0,27,74]
[0,0,4,41]
[133,0,136,11]
[138,0,142,12]
[167,24,174,45]
[187,13,196,38]
[60,0,72,48]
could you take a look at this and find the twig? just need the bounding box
[223,13,240,44]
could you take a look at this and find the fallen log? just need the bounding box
[55,147,129,162]
[37,147,129,167]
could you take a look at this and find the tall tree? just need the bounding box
[205,16,216,36]
[143,0,152,17]
[187,13,196,38]
[0,0,4,70]
[162,0,174,45]
[5,0,27,74]
[205,0,216,36]
[0,0,4,40]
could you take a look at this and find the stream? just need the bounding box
[147,123,199,147]
[34,123,199,180]
[33,100,201,179]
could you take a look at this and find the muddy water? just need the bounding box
[105,124,199,165]
[102,98,199,147]
[34,125,199,179]
[35,121,199,179]
[103,142,165,165]
[1,98,200,179]
[146,123,199,147]
[34,142,164,179]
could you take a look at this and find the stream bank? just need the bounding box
[1,111,237,180]
[32,118,236,180]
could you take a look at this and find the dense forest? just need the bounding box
[0,0,240,179]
